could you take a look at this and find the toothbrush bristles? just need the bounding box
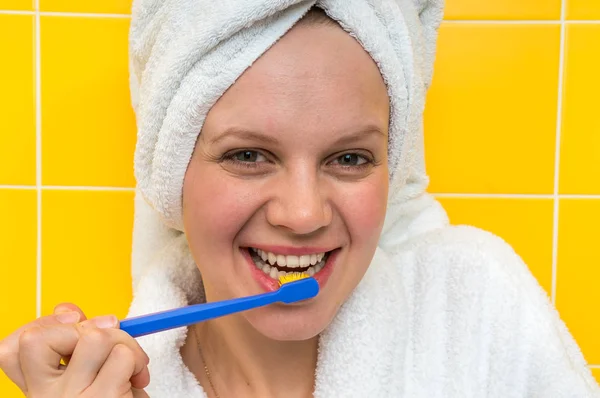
[278,272,309,286]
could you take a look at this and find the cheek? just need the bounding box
[183,165,259,251]
[337,175,389,247]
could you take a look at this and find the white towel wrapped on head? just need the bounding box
[126,0,600,396]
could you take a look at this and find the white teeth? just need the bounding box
[299,255,311,267]
[252,254,325,280]
[251,248,329,280]
[252,248,327,266]
[286,255,299,268]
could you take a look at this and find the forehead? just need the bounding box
[206,22,390,130]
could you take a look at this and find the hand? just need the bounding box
[0,303,150,397]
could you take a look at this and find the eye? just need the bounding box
[231,150,267,163]
[332,153,369,166]
[220,149,273,174]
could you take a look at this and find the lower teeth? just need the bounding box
[253,255,326,280]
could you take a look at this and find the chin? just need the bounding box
[246,304,335,341]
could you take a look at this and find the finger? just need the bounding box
[54,303,88,366]
[18,316,148,395]
[133,388,150,398]
[62,318,149,392]
[130,365,151,390]
[0,312,81,393]
[18,323,82,394]
[89,344,150,395]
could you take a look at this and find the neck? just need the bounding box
[183,314,318,398]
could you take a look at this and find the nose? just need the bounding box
[266,171,332,235]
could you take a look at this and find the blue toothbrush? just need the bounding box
[120,275,319,338]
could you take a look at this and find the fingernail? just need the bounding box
[92,315,118,329]
[54,305,72,314]
[56,311,81,324]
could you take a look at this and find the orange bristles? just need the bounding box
[278,272,309,286]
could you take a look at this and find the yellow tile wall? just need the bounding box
[425,23,561,194]
[0,0,32,11]
[0,15,35,185]
[41,190,134,318]
[567,0,600,20]
[445,0,561,20]
[0,0,599,395]
[40,0,132,14]
[423,0,600,385]
[41,16,136,187]
[560,24,600,194]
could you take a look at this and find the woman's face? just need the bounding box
[183,19,389,341]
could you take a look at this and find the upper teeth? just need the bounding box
[252,248,325,268]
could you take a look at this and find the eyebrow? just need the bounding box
[208,125,387,146]
[331,127,387,146]
[208,127,280,146]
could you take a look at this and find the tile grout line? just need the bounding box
[551,0,567,306]
[444,20,560,24]
[0,185,136,191]
[40,11,130,18]
[0,10,34,14]
[43,185,136,191]
[444,19,600,24]
[35,0,42,318]
[0,185,37,190]
[433,193,554,199]
[432,193,600,199]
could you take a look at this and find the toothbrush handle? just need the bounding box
[120,291,280,338]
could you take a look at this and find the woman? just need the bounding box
[1,1,598,397]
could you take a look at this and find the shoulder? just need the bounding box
[410,224,526,269]
[394,225,599,396]
[399,224,545,302]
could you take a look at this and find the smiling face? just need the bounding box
[182,13,390,341]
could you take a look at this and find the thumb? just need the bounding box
[53,303,88,322]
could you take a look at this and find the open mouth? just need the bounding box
[247,248,331,281]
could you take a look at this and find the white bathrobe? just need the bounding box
[125,0,600,396]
